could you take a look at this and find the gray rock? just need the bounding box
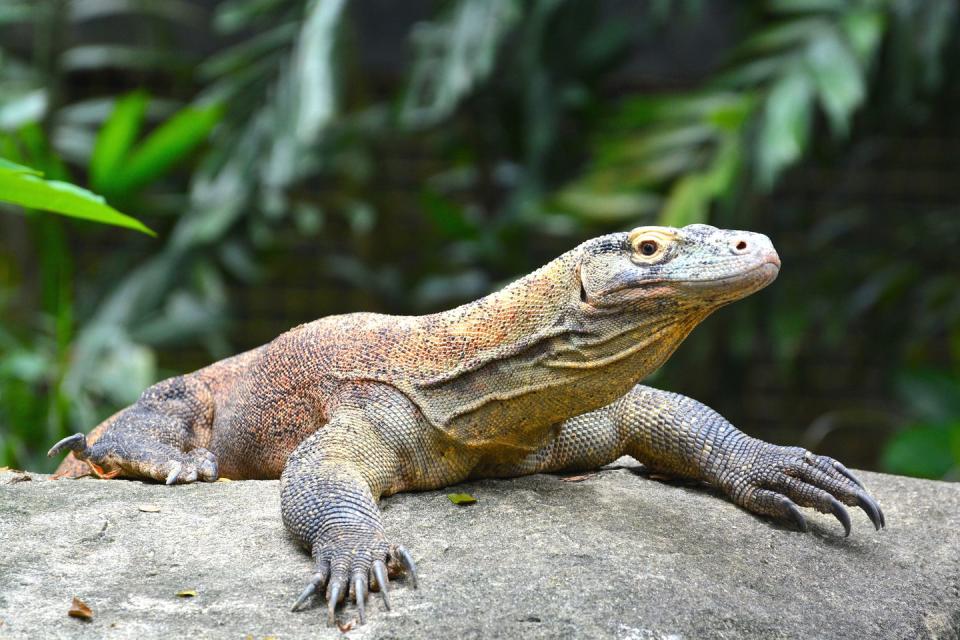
[0,461,958,640]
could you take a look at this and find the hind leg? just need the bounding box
[49,375,218,484]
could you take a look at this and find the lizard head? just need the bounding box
[578,223,780,310]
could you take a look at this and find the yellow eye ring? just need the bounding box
[628,226,677,262]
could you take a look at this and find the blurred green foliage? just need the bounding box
[0,0,958,479]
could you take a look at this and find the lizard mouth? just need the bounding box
[679,258,780,288]
[592,258,779,303]
[674,259,780,304]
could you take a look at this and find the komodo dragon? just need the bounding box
[48,224,884,625]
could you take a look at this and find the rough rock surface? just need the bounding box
[0,461,958,640]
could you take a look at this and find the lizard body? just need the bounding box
[49,224,884,625]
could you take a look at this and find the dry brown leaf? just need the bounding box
[561,473,596,483]
[175,589,197,598]
[68,597,93,621]
[1,471,31,485]
[337,619,356,632]
[138,504,161,513]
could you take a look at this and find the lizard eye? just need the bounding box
[628,227,676,263]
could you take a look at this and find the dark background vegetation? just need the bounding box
[1,0,958,479]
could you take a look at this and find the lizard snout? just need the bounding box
[728,231,780,270]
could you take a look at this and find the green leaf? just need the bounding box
[701,136,741,195]
[70,0,203,24]
[447,492,477,505]
[290,0,347,142]
[401,0,520,127]
[659,174,711,227]
[90,91,148,193]
[558,188,661,221]
[734,17,828,57]
[756,70,813,189]
[214,0,288,34]
[109,103,223,196]
[0,157,42,175]
[881,423,960,479]
[769,0,846,15]
[596,125,716,166]
[658,137,740,227]
[705,95,756,132]
[841,9,885,65]
[0,1,31,24]
[61,45,192,73]
[0,89,47,131]
[805,32,864,136]
[200,23,297,79]
[0,168,154,235]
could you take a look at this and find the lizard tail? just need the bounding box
[49,416,115,479]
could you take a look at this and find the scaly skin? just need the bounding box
[49,224,885,625]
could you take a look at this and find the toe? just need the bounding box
[751,488,808,531]
[326,577,345,626]
[164,461,183,485]
[188,448,219,482]
[855,491,884,530]
[352,573,368,624]
[391,544,418,588]
[827,495,852,537]
[291,563,329,612]
[306,537,407,624]
[796,455,885,530]
[371,560,391,610]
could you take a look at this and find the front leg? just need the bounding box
[612,385,884,534]
[47,375,218,484]
[476,384,884,535]
[282,383,477,625]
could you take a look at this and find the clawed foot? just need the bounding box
[290,537,417,625]
[48,433,219,484]
[722,445,885,535]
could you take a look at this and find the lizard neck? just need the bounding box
[402,249,710,452]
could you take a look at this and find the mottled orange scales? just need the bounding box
[48,224,884,626]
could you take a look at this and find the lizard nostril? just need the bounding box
[736,240,747,251]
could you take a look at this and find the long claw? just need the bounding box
[828,496,851,537]
[48,433,87,458]
[856,492,884,531]
[372,560,391,610]
[353,575,366,624]
[785,501,808,532]
[395,546,418,588]
[831,460,866,490]
[165,461,183,485]
[327,578,344,626]
[291,582,316,612]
